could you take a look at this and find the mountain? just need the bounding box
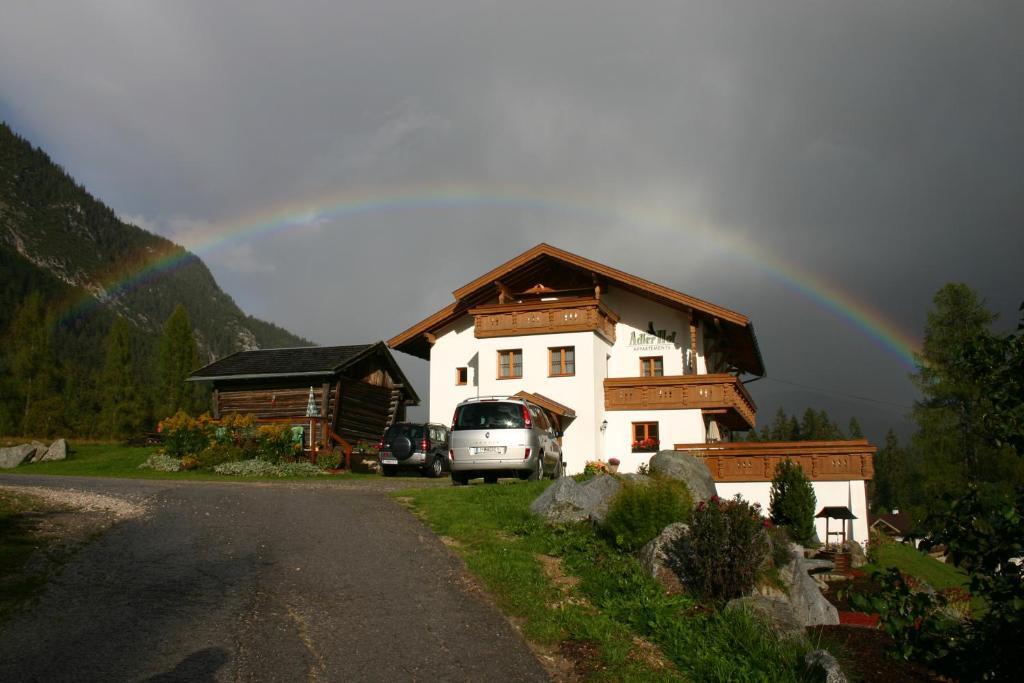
[0,122,309,361]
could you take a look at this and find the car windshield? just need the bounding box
[386,424,424,440]
[453,402,525,430]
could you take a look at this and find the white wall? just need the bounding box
[715,480,871,543]
[602,410,706,473]
[601,287,694,377]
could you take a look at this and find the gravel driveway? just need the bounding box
[0,475,548,682]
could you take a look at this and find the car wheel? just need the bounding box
[451,472,468,486]
[382,466,397,477]
[552,457,564,479]
[428,456,444,478]
[483,474,498,484]
[527,457,543,481]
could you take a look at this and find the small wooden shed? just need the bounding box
[188,342,419,458]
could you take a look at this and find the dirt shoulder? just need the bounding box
[0,484,146,622]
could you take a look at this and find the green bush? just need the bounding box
[159,412,212,458]
[668,495,769,603]
[768,460,817,545]
[316,448,341,469]
[196,442,244,469]
[603,478,693,552]
[767,523,793,569]
[254,424,298,462]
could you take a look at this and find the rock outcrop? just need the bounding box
[638,521,689,594]
[648,450,717,502]
[41,438,68,462]
[780,544,840,627]
[727,596,805,639]
[842,539,867,568]
[0,444,37,468]
[804,649,848,683]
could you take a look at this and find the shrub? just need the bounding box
[635,461,650,476]
[766,523,794,569]
[603,478,693,551]
[138,454,182,472]
[213,459,324,477]
[316,448,341,469]
[583,459,610,476]
[159,411,212,458]
[668,495,770,602]
[196,442,244,469]
[768,460,817,545]
[254,424,298,462]
[180,455,200,471]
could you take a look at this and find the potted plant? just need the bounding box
[607,457,620,474]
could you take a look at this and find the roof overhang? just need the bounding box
[187,370,333,382]
[388,243,765,375]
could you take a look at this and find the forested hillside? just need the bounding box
[0,122,310,437]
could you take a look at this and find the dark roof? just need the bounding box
[869,512,913,535]
[815,506,858,520]
[190,344,374,379]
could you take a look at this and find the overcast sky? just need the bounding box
[2,1,1021,440]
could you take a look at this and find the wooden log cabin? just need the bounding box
[188,342,420,460]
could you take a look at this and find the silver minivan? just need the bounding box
[449,396,563,485]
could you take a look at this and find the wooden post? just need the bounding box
[212,389,220,419]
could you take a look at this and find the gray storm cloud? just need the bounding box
[2,0,1021,438]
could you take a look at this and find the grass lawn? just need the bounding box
[867,539,984,616]
[398,481,819,682]
[5,443,380,482]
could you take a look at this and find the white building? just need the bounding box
[389,244,874,542]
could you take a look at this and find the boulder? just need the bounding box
[726,596,805,640]
[529,477,593,523]
[28,440,50,463]
[783,544,839,627]
[582,475,624,525]
[648,450,717,502]
[0,444,37,468]
[638,522,689,594]
[40,438,68,462]
[804,649,848,683]
[842,540,867,568]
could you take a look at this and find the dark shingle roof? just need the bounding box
[190,344,375,380]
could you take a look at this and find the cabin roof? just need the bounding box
[189,342,420,405]
[387,242,765,375]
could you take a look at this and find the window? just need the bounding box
[453,402,526,430]
[455,367,468,385]
[548,346,575,376]
[497,349,523,379]
[632,422,660,452]
[640,356,664,377]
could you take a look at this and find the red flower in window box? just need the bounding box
[631,437,659,452]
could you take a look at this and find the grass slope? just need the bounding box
[398,482,818,682]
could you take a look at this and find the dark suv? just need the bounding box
[378,423,450,477]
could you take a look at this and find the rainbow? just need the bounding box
[60,182,921,369]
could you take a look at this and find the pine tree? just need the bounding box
[769,459,818,545]
[847,417,864,439]
[154,305,202,419]
[6,292,64,435]
[870,429,905,512]
[99,317,146,438]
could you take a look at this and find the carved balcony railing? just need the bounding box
[470,297,619,343]
[603,373,757,430]
[673,440,876,482]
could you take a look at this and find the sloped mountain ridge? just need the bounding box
[0,122,308,360]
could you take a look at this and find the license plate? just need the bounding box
[381,458,398,465]
[472,446,506,455]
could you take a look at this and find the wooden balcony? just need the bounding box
[673,440,876,482]
[603,373,757,430]
[470,297,619,343]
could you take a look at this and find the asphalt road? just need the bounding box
[0,475,549,682]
